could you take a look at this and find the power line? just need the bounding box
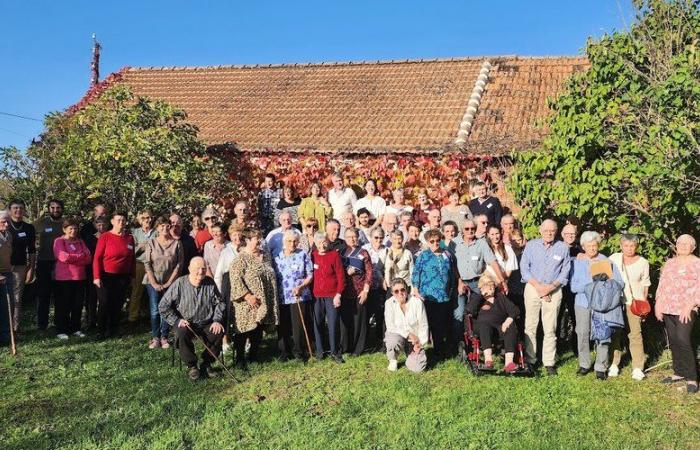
[0,111,42,122]
[0,126,33,138]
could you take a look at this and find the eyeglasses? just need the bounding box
[464,227,476,231]
[392,288,406,294]
[372,236,383,240]
[428,239,440,244]
[306,225,319,230]
[203,217,215,221]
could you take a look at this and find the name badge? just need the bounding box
[127,245,134,250]
[358,254,365,260]
[45,228,53,233]
[553,255,562,261]
[486,203,493,209]
[313,264,319,269]
[69,244,76,251]
[471,255,479,261]
[17,232,26,238]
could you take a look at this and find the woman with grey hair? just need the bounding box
[570,230,624,380]
[0,210,13,345]
[655,234,699,394]
[384,278,428,372]
[384,230,414,291]
[363,227,389,351]
[608,234,651,380]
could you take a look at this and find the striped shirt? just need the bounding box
[158,275,225,327]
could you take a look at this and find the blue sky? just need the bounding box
[1,0,635,149]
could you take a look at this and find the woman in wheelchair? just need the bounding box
[466,274,521,373]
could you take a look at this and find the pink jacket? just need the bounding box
[53,237,92,281]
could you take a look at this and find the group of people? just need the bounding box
[0,172,698,393]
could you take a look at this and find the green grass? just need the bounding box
[1,325,699,450]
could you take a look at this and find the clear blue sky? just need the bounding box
[1,0,635,149]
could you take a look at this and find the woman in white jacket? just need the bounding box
[384,278,429,373]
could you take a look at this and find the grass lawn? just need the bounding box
[1,323,699,450]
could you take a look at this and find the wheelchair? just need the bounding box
[457,313,534,377]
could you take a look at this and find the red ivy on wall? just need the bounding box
[216,151,513,217]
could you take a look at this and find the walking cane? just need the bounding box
[295,295,314,361]
[5,290,16,357]
[185,323,239,382]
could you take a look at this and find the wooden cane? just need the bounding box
[295,296,314,361]
[185,323,239,382]
[6,290,17,356]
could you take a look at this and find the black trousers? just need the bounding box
[557,286,577,352]
[664,313,698,382]
[174,323,223,368]
[340,296,369,356]
[54,280,85,334]
[368,289,386,350]
[234,325,263,364]
[425,301,451,358]
[84,281,98,330]
[510,293,526,340]
[278,301,313,358]
[97,273,131,337]
[475,319,518,353]
[36,260,57,330]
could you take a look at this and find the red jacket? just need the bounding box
[195,229,212,253]
[311,249,345,298]
[93,232,136,279]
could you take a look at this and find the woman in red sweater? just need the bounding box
[311,231,345,363]
[93,212,135,339]
[53,218,92,340]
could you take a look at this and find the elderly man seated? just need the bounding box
[159,257,226,381]
[384,278,429,373]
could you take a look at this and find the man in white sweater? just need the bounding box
[384,278,429,373]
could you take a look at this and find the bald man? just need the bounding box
[519,219,572,376]
[159,257,226,381]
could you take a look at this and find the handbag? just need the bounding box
[621,259,651,319]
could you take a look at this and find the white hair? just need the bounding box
[580,231,602,245]
[0,210,9,221]
[283,230,299,241]
[677,234,697,248]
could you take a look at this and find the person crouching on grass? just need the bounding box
[384,278,428,373]
[158,257,226,381]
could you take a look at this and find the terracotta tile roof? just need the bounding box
[112,56,588,155]
[466,56,589,154]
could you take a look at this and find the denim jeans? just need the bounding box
[146,284,170,339]
[453,280,479,347]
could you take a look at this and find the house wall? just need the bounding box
[218,151,516,216]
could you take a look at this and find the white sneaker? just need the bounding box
[222,341,231,353]
[631,368,645,381]
[608,364,619,377]
[73,331,86,338]
[387,359,398,372]
[56,333,69,340]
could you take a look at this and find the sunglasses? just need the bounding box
[203,217,215,221]
[428,239,440,244]
[372,236,383,240]
[306,225,319,229]
[392,287,406,294]
[464,227,476,231]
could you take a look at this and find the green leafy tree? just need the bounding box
[508,0,700,267]
[1,85,238,220]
